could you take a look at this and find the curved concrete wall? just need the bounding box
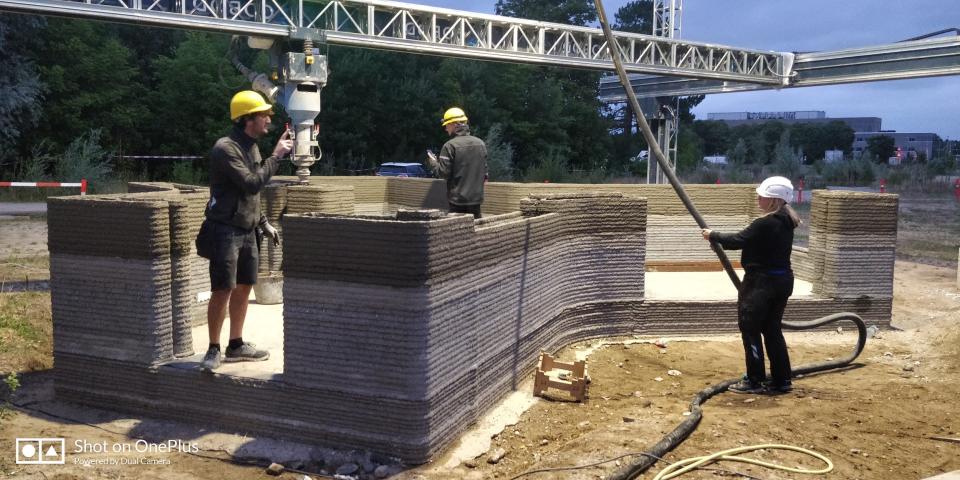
[47,180,898,464]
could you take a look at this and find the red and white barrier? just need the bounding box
[0,179,87,195]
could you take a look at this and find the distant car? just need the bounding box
[375,162,433,178]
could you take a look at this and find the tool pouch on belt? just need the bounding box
[195,219,215,259]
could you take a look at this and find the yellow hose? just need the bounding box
[653,444,833,480]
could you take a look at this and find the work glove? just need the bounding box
[262,221,280,247]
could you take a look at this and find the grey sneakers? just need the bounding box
[225,342,270,362]
[200,347,222,372]
[727,378,765,394]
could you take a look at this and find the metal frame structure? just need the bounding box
[645,0,682,184]
[652,0,681,39]
[0,0,791,84]
[600,35,960,100]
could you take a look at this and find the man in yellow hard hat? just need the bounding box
[196,90,292,372]
[426,107,488,218]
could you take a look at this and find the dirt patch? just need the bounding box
[0,217,48,259]
[404,260,960,480]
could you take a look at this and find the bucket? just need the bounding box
[253,272,283,305]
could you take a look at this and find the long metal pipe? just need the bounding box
[594,0,741,289]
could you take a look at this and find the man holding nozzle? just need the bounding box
[196,90,292,372]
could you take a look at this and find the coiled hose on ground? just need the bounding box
[606,313,867,480]
[589,1,872,478]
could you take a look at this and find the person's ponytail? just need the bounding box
[784,203,802,228]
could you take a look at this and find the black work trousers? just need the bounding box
[738,271,794,386]
[449,203,482,219]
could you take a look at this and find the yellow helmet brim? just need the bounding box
[441,115,468,126]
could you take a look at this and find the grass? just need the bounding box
[0,255,50,285]
[896,193,960,266]
[0,292,53,374]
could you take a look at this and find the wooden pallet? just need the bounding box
[533,352,587,402]
[646,260,743,272]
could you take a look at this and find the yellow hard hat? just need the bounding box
[441,107,468,126]
[230,90,273,121]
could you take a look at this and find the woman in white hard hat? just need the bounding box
[701,176,802,394]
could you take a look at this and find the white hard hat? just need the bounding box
[756,176,794,203]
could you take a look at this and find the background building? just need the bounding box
[707,111,882,132]
[708,110,940,161]
[853,132,938,160]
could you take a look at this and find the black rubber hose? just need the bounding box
[605,312,867,480]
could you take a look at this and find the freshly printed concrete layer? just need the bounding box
[273,176,759,218]
[286,185,355,215]
[647,214,752,262]
[273,177,758,263]
[792,246,814,282]
[48,197,172,259]
[483,182,759,217]
[293,175,390,213]
[385,177,448,209]
[808,190,898,299]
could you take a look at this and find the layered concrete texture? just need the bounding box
[281,193,646,456]
[274,176,759,264]
[48,179,897,464]
[807,190,898,298]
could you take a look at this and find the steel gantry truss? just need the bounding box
[0,0,792,84]
[645,0,683,185]
[652,0,681,39]
[599,34,960,101]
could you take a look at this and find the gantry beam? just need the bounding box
[599,35,960,101]
[0,0,791,83]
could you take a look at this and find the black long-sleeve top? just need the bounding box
[205,127,279,231]
[710,207,795,273]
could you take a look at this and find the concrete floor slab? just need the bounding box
[645,270,814,300]
[923,471,960,480]
[165,271,815,379]
[167,293,284,380]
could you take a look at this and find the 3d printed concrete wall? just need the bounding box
[47,178,899,463]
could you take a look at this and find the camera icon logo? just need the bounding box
[16,438,66,465]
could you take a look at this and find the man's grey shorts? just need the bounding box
[208,221,258,291]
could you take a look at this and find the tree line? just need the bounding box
[0,1,668,188]
[5,1,945,191]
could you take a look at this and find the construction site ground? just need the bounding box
[0,192,958,480]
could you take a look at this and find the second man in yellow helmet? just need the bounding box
[426,107,488,218]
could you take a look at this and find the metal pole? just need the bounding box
[595,0,741,289]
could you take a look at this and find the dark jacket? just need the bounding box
[431,129,487,206]
[205,127,279,231]
[710,207,795,273]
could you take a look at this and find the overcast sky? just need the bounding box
[412,0,960,138]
